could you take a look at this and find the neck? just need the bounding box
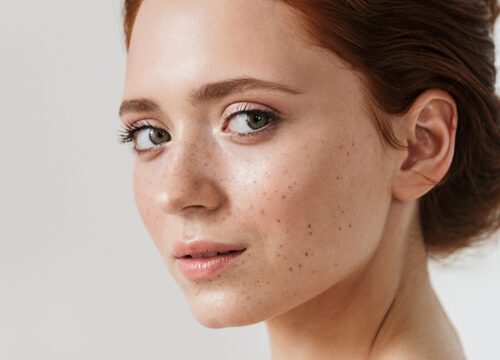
[265,200,443,360]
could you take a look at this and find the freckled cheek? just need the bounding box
[132,167,170,252]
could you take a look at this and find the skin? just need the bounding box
[120,0,466,358]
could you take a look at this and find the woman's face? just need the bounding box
[122,0,398,327]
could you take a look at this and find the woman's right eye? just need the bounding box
[134,127,171,151]
[119,123,172,153]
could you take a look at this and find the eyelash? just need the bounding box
[117,104,281,154]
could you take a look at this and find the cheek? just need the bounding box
[132,164,169,256]
[228,129,390,305]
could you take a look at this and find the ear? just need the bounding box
[391,89,458,202]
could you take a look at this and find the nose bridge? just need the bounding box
[155,127,222,215]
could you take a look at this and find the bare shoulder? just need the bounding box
[369,327,467,360]
[371,344,467,360]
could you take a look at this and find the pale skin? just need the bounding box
[120,0,466,359]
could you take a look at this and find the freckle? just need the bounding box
[298,263,302,268]
[286,230,289,234]
[289,267,293,272]
[277,219,281,223]
[312,270,317,274]
[334,263,338,267]
[347,151,350,156]
[336,176,340,181]
[277,253,281,257]
[249,205,253,209]
[293,181,297,185]
[281,195,286,199]
[338,226,342,231]
[204,162,208,167]
[307,224,311,228]
[253,180,257,184]
[288,185,292,189]
[341,210,345,214]
[284,256,288,260]
[348,224,352,228]
[305,252,309,257]
[309,231,313,235]
[260,209,265,215]
[279,244,283,249]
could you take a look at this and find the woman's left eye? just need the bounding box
[225,109,279,136]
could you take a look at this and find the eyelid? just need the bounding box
[222,101,278,119]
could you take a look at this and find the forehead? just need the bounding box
[125,0,339,97]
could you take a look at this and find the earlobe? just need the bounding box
[392,89,458,202]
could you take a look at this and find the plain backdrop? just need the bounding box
[0,1,499,359]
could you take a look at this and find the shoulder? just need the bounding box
[370,335,467,360]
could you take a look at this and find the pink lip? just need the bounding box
[173,240,247,280]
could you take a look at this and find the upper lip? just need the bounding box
[173,240,247,258]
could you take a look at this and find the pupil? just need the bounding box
[248,112,270,130]
[149,128,170,145]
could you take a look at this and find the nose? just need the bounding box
[154,137,224,216]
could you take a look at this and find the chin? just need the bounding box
[186,291,268,328]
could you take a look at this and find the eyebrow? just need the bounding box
[118,77,303,117]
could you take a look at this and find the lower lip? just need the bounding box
[176,250,245,280]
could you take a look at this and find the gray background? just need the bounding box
[0,1,498,359]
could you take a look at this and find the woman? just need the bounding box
[117,0,500,358]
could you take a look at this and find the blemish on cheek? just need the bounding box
[246,295,252,300]
[260,209,265,215]
[338,226,342,231]
[336,176,340,181]
[277,219,281,223]
[281,195,286,199]
[289,267,293,272]
[305,252,309,257]
[349,223,352,228]
[298,263,303,268]
[307,224,312,229]
[309,231,313,236]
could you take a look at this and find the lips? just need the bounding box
[173,240,246,259]
[173,240,247,280]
